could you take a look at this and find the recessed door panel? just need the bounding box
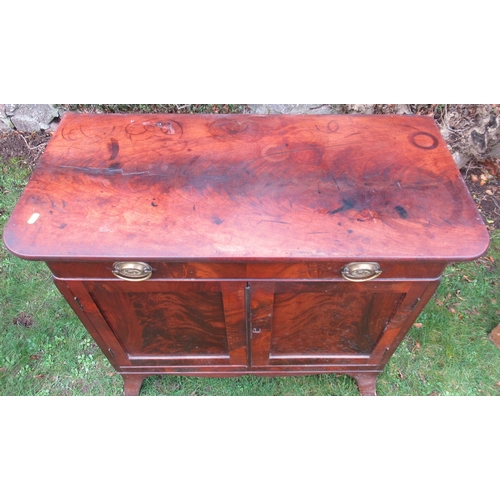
[270,289,405,356]
[249,281,423,366]
[84,281,247,366]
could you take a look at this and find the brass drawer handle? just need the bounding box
[112,262,152,281]
[341,262,382,282]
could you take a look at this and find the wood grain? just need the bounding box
[4,113,489,262]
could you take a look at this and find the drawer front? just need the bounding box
[47,260,446,281]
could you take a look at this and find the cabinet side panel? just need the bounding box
[54,279,131,367]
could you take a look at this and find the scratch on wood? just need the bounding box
[258,220,291,225]
[49,196,66,212]
[440,217,455,227]
[332,174,341,191]
[58,165,151,177]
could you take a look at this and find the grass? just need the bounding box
[377,241,500,396]
[1,152,499,396]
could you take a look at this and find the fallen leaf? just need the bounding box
[436,299,444,307]
[484,159,500,177]
[480,173,488,181]
[413,323,423,328]
[490,325,500,350]
[463,275,473,282]
[33,374,44,379]
[485,190,493,195]
[497,382,500,387]
[449,307,457,314]
[471,174,479,182]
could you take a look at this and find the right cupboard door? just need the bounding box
[248,280,439,368]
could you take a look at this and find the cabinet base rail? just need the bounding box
[119,370,381,396]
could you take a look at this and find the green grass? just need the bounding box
[378,238,500,396]
[1,156,499,396]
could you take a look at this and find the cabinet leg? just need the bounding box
[349,372,379,396]
[121,374,146,396]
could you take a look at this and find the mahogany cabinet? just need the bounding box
[4,112,489,395]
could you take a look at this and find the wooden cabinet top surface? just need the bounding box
[4,112,489,262]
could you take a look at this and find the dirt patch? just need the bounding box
[468,179,500,230]
[0,130,51,165]
[13,312,34,328]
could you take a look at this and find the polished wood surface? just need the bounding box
[47,260,448,280]
[4,113,489,395]
[4,113,488,262]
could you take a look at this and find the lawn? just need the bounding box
[1,152,499,396]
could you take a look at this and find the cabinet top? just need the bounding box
[4,112,489,262]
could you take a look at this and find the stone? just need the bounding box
[452,151,468,170]
[0,104,13,131]
[345,104,376,114]
[339,104,414,115]
[490,142,500,158]
[471,129,486,152]
[4,104,19,116]
[393,104,412,115]
[246,104,334,115]
[0,118,13,132]
[10,104,59,132]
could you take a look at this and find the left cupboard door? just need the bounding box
[55,279,248,368]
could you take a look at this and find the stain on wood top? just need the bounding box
[3,112,489,261]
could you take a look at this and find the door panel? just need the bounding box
[64,277,433,372]
[270,289,405,356]
[83,280,247,366]
[249,281,427,366]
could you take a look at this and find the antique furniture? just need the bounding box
[4,112,489,395]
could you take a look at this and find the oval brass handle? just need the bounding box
[341,262,382,282]
[112,262,152,281]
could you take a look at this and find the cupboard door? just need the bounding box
[248,281,434,367]
[67,280,247,367]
